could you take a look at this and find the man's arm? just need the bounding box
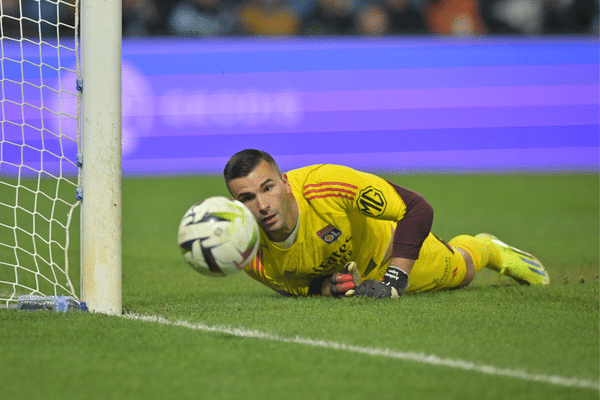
[387,181,434,261]
[356,182,432,299]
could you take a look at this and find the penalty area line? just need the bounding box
[123,313,599,391]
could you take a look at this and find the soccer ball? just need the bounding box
[178,196,260,277]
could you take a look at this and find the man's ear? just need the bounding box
[282,173,292,193]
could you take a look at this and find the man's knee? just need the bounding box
[455,248,476,289]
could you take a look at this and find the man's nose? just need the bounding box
[256,194,269,213]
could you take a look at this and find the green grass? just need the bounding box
[1,173,598,400]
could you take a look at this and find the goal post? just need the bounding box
[79,0,122,315]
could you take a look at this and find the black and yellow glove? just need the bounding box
[355,267,409,299]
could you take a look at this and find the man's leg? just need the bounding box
[454,248,475,289]
[449,234,549,286]
[405,234,469,293]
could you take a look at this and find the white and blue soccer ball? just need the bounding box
[178,196,260,277]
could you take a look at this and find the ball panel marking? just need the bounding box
[177,196,260,277]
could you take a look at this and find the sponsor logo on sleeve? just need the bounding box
[357,186,387,217]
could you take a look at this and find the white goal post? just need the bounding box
[0,0,122,314]
[79,0,122,315]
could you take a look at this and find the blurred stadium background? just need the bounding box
[2,0,598,176]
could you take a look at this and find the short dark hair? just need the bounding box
[223,149,281,184]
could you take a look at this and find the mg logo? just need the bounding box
[357,186,387,216]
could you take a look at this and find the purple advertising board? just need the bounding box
[2,36,598,176]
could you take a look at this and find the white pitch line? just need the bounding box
[123,313,599,391]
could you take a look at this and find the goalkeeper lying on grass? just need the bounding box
[223,149,549,299]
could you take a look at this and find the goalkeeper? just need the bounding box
[223,149,549,299]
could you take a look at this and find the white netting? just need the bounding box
[0,0,80,305]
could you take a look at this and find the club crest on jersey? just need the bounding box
[357,186,387,216]
[317,225,342,244]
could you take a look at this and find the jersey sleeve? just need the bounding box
[299,164,433,260]
[385,180,434,260]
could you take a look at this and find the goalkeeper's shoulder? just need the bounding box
[288,164,359,185]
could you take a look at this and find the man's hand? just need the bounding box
[355,266,409,299]
[327,262,361,298]
[354,280,399,298]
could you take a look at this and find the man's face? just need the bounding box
[227,159,297,242]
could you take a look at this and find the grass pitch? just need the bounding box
[1,173,598,400]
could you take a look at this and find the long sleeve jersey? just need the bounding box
[244,164,433,296]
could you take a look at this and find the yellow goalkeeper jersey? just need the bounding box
[244,164,411,297]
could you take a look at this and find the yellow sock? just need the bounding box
[449,235,501,271]
[474,236,502,269]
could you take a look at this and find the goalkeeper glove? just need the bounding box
[328,261,361,298]
[355,267,409,299]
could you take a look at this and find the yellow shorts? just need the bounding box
[405,233,466,293]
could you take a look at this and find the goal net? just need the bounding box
[1,0,80,306]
